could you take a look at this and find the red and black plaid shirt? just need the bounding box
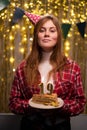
[9,58,86,116]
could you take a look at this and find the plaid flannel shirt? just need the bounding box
[9,58,86,116]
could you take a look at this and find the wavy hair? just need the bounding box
[25,14,67,86]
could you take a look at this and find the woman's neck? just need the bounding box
[41,51,52,61]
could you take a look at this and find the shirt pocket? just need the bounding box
[58,80,74,99]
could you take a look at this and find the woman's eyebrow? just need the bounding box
[40,26,56,29]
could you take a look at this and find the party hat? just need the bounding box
[11,7,41,25]
[25,11,41,24]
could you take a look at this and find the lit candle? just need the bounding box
[47,83,53,94]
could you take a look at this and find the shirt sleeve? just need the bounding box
[9,62,34,115]
[62,66,86,116]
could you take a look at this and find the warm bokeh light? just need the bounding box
[9,57,14,63]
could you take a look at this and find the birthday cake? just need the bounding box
[32,93,59,107]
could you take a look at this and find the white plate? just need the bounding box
[29,98,64,109]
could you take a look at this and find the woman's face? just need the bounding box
[38,20,58,52]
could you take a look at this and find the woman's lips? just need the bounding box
[42,39,51,42]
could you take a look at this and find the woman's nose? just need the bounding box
[44,30,49,36]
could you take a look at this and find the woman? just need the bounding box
[9,14,86,130]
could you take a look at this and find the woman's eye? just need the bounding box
[50,29,56,32]
[39,29,45,32]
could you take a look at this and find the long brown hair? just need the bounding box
[25,14,67,86]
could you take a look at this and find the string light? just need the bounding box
[0,0,87,76]
[9,57,14,63]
